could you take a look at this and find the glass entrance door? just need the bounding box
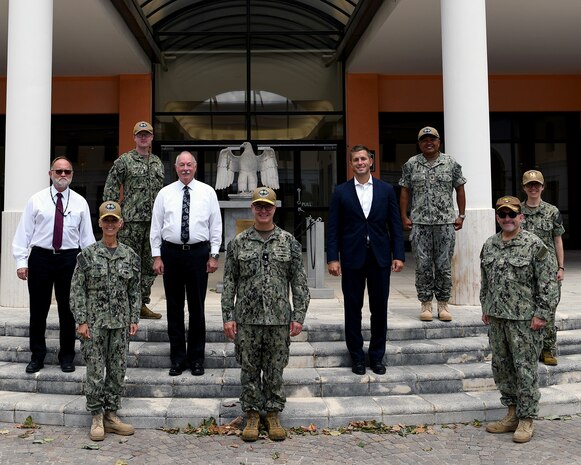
[158,143,341,249]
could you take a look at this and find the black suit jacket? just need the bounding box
[327,178,405,269]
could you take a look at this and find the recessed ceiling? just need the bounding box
[1,0,581,77]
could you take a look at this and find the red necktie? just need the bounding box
[52,193,63,251]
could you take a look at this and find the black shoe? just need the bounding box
[370,361,386,375]
[351,361,366,375]
[61,362,75,373]
[169,363,184,376]
[25,360,44,374]
[191,362,205,376]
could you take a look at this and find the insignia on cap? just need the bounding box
[106,203,116,210]
[139,122,147,128]
[423,128,432,134]
[258,188,269,197]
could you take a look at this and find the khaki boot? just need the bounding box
[241,410,260,442]
[486,405,518,433]
[513,418,534,443]
[140,304,162,320]
[103,411,135,436]
[90,413,105,441]
[420,301,433,321]
[541,350,558,366]
[437,301,452,321]
[265,411,286,441]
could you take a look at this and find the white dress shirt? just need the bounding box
[354,175,373,218]
[12,186,96,268]
[150,179,222,256]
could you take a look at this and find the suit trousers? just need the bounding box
[161,242,209,366]
[341,248,391,364]
[27,247,79,364]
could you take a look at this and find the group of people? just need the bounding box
[12,121,564,444]
[326,129,564,444]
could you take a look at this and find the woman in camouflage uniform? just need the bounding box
[521,170,565,365]
[70,201,141,441]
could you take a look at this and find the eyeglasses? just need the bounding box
[52,169,73,175]
[253,204,274,212]
[497,211,519,219]
[135,132,153,138]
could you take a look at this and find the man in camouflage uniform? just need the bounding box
[521,170,565,365]
[71,201,141,442]
[103,121,164,319]
[481,196,556,443]
[399,126,466,321]
[221,187,310,442]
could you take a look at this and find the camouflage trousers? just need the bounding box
[410,223,455,302]
[542,280,562,355]
[119,221,155,304]
[81,327,129,414]
[235,324,290,412]
[488,316,543,419]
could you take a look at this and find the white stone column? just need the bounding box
[1,0,53,307]
[441,0,495,305]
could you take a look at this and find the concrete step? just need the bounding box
[3,330,581,369]
[4,310,581,343]
[1,383,580,430]
[3,355,581,399]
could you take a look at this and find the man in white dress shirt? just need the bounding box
[13,156,96,373]
[151,151,222,377]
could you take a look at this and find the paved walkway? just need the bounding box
[1,414,581,465]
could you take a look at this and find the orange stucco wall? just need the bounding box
[1,74,152,153]
[346,74,581,177]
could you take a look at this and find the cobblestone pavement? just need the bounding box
[1,415,581,465]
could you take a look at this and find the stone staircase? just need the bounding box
[1,297,581,430]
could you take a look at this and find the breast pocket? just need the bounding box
[116,263,134,282]
[239,250,260,278]
[64,211,82,231]
[87,266,107,290]
[507,255,531,284]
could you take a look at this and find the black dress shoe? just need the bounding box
[25,360,44,374]
[351,362,366,375]
[370,361,386,375]
[191,362,205,376]
[169,363,184,376]
[61,362,75,373]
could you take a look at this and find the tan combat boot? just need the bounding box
[541,350,558,366]
[485,405,518,433]
[140,304,162,319]
[265,411,286,441]
[437,301,452,321]
[241,410,260,442]
[513,418,534,443]
[420,301,433,321]
[90,413,105,441]
[103,411,135,436]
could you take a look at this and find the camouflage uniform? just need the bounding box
[221,226,310,412]
[399,153,466,301]
[103,149,164,304]
[70,241,141,414]
[521,200,565,354]
[480,230,556,419]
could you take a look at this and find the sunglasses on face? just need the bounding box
[497,211,519,219]
[52,169,73,175]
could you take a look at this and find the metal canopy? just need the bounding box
[111,0,380,63]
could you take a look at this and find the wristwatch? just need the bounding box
[210,253,220,260]
[459,214,466,219]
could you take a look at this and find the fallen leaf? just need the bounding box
[0,429,10,435]
[82,444,101,450]
[114,460,128,465]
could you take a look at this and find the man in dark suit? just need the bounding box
[327,145,405,375]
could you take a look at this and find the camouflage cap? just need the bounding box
[495,196,521,213]
[99,201,122,219]
[133,121,153,135]
[418,126,440,140]
[251,187,276,206]
[522,169,544,185]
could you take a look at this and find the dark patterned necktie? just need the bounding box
[52,193,63,251]
[181,185,190,244]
